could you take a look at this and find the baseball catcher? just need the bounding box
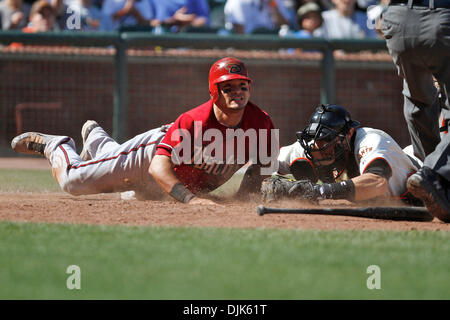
[262,104,423,205]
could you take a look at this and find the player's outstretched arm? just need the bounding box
[236,164,268,198]
[262,173,388,203]
[149,155,181,195]
[149,155,218,205]
[287,173,388,202]
[351,173,389,201]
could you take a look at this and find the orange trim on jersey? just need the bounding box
[362,157,392,175]
[289,157,314,169]
[289,157,317,180]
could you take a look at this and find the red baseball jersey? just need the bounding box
[156,99,276,193]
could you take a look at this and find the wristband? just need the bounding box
[169,182,195,203]
[318,180,355,201]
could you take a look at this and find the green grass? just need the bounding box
[0,169,60,193]
[0,221,449,300]
[0,169,448,300]
[0,168,242,194]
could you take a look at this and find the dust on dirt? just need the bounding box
[0,193,448,231]
[0,158,448,231]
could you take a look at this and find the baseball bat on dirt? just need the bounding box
[257,205,433,222]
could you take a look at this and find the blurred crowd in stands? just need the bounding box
[0,0,388,38]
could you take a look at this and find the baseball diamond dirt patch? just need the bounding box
[0,158,448,231]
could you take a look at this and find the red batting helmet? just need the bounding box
[208,57,252,102]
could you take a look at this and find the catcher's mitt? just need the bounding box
[287,179,320,201]
[261,176,295,202]
[261,176,320,202]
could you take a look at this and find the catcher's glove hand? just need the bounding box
[261,176,320,202]
[261,176,297,202]
[287,180,320,201]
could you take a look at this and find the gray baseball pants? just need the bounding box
[44,125,167,197]
[381,1,450,163]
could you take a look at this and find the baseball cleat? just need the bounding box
[407,167,450,223]
[80,120,99,161]
[11,132,59,156]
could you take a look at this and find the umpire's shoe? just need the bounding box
[80,120,99,161]
[11,132,59,156]
[407,167,450,223]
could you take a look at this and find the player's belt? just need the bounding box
[390,0,450,8]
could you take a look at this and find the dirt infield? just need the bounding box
[0,158,448,231]
[2,193,449,231]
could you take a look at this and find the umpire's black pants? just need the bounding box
[381,1,450,165]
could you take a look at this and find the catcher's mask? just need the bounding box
[209,57,252,103]
[298,104,360,168]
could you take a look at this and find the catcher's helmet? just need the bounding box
[298,104,360,167]
[208,57,252,102]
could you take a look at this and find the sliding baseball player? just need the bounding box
[11,57,279,205]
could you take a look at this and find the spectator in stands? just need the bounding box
[295,0,333,11]
[23,0,57,32]
[101,0,154,31]
[67,0,107,30]
[356,0,376,9]
[293,1,323,37]
[8,0,56,47]
[0,0,29,30]
[150,0,210,33]
[92,0,102,8]
[321,0,376,39]
[209,0,226,31]
[224,0,289,34]
[276,0,298,30]
[48,0,71,30]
